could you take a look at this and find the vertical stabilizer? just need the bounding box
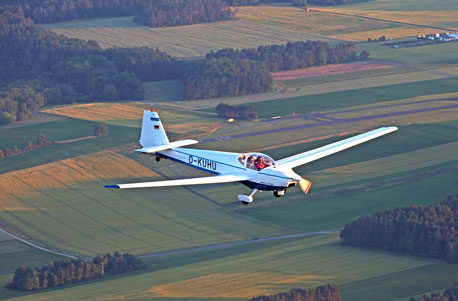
[139,110,170,147]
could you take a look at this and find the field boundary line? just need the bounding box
[0,227,78,260]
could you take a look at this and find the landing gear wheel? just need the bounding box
[155,156,161,162]
[273,189,287,198]
[238,188,258,205]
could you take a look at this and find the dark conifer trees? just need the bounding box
[6,252,145,292]
[340,195,458,263]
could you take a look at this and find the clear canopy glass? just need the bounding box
[237,153,275,171]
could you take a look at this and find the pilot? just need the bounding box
[238,155,246,165]
[247,156,256,170]
[255,157,266,170]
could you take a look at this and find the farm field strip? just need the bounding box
[236,6,400,37]
[272,60,402,81]
[156,66,458,110]
[43,103,148,121]
[312,8,458,31]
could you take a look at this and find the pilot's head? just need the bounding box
[258,157,264,162]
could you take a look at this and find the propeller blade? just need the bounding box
[298,178,312,194]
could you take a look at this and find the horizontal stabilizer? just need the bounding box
[135,139,199,153]
[105,173,250,189]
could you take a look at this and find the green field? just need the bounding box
[0,118,140,174]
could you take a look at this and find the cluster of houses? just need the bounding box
[418,32,458,42]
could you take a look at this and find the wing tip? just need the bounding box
[105,185,120,189]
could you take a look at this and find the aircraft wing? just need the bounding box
[105,173,250,189]
[276,126,398,170]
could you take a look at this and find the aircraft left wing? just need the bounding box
[105,174,250,189]
[276,126,398,170]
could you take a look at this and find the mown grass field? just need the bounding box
[44,15,335,58]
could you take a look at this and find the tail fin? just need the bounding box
[139,110,170,147]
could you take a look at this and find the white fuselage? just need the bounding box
[158,148,299,191]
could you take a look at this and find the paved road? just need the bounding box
[0,227,340,274]
[199,98,458,144]
[139,229,341,258]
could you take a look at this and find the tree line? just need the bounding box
[340,194,458,263]
[6,252,145,292]
[134,0,234,28]
[182,57,273,100]
[250,284,342,301]
[411,282,458,301]
[0,0,248,25]
[0,134,51,159]
[206,40,363,72]
[216,102,258,120]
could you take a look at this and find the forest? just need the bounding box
[134,0,234,28]
[182,57,273,100]
[340,194,458,263]
[206,41,361,72]
[250,284,342,301]
[0,0,249,25]
[0,10,145,125]
[6,252,145,292]
[216,102,258,120]
[411,282,458,301]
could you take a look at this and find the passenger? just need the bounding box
[255,157,267,170]
[247,156,256,170]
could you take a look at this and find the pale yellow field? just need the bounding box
[147,273,325,299]
[316,8,458,30]
[0,151,157,208]
[43,102,226,135]
[43,102,148,121]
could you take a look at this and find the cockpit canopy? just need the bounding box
[237,153,275,171]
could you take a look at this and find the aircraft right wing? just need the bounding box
[276,126,398,170]
[105,173,250,189]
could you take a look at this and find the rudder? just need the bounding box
[139,110,170,147]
